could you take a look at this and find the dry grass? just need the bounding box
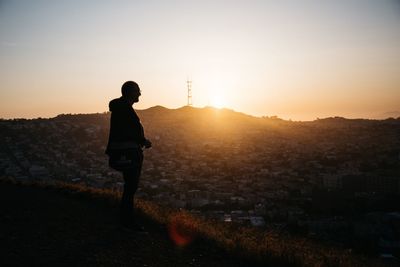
[1,177,388,267]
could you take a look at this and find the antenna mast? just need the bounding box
[187,79,192,106]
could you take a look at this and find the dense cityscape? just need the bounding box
[1,106,399,258]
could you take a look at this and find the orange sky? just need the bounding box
[1,1,399,120]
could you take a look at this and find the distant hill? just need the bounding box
[137,105,400,125]
[4,105,400,122]
[9,105,400,125]
[138,105,261,123]
[5,105,400,151]
[376,111,400,120]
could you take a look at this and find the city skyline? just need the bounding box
[1,0,400,120]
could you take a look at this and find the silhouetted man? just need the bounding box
[106,81,151,230]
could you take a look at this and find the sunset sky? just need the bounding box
[1,0,399,120]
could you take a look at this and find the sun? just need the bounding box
[210,94,225,109]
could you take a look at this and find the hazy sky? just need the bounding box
[1,0,399,120]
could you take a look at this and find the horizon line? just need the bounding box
[1,105,399,122]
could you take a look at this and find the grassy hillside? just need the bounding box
[0,179,251,267]
[1,178,392,267]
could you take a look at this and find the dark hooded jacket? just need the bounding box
[105,97,146,155]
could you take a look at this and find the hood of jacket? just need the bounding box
[109,97,129,112]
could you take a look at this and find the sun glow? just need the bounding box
[210,94,226,109]
[207,79,230,109]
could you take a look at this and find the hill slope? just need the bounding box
[0,182,251,267]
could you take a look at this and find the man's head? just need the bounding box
[121,81,141,105]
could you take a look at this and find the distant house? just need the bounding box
[29,165,49,179]
[250,216,266,227]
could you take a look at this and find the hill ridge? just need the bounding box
[4,105,400,122]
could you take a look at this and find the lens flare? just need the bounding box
[168,216,196,247]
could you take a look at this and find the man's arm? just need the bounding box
[143,139,152,149]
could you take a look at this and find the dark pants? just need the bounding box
[120,151,143,225]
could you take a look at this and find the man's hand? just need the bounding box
[143,139,152,149]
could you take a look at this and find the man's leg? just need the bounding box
[120,168,140,226]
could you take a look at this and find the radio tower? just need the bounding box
[187,79,193,106]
